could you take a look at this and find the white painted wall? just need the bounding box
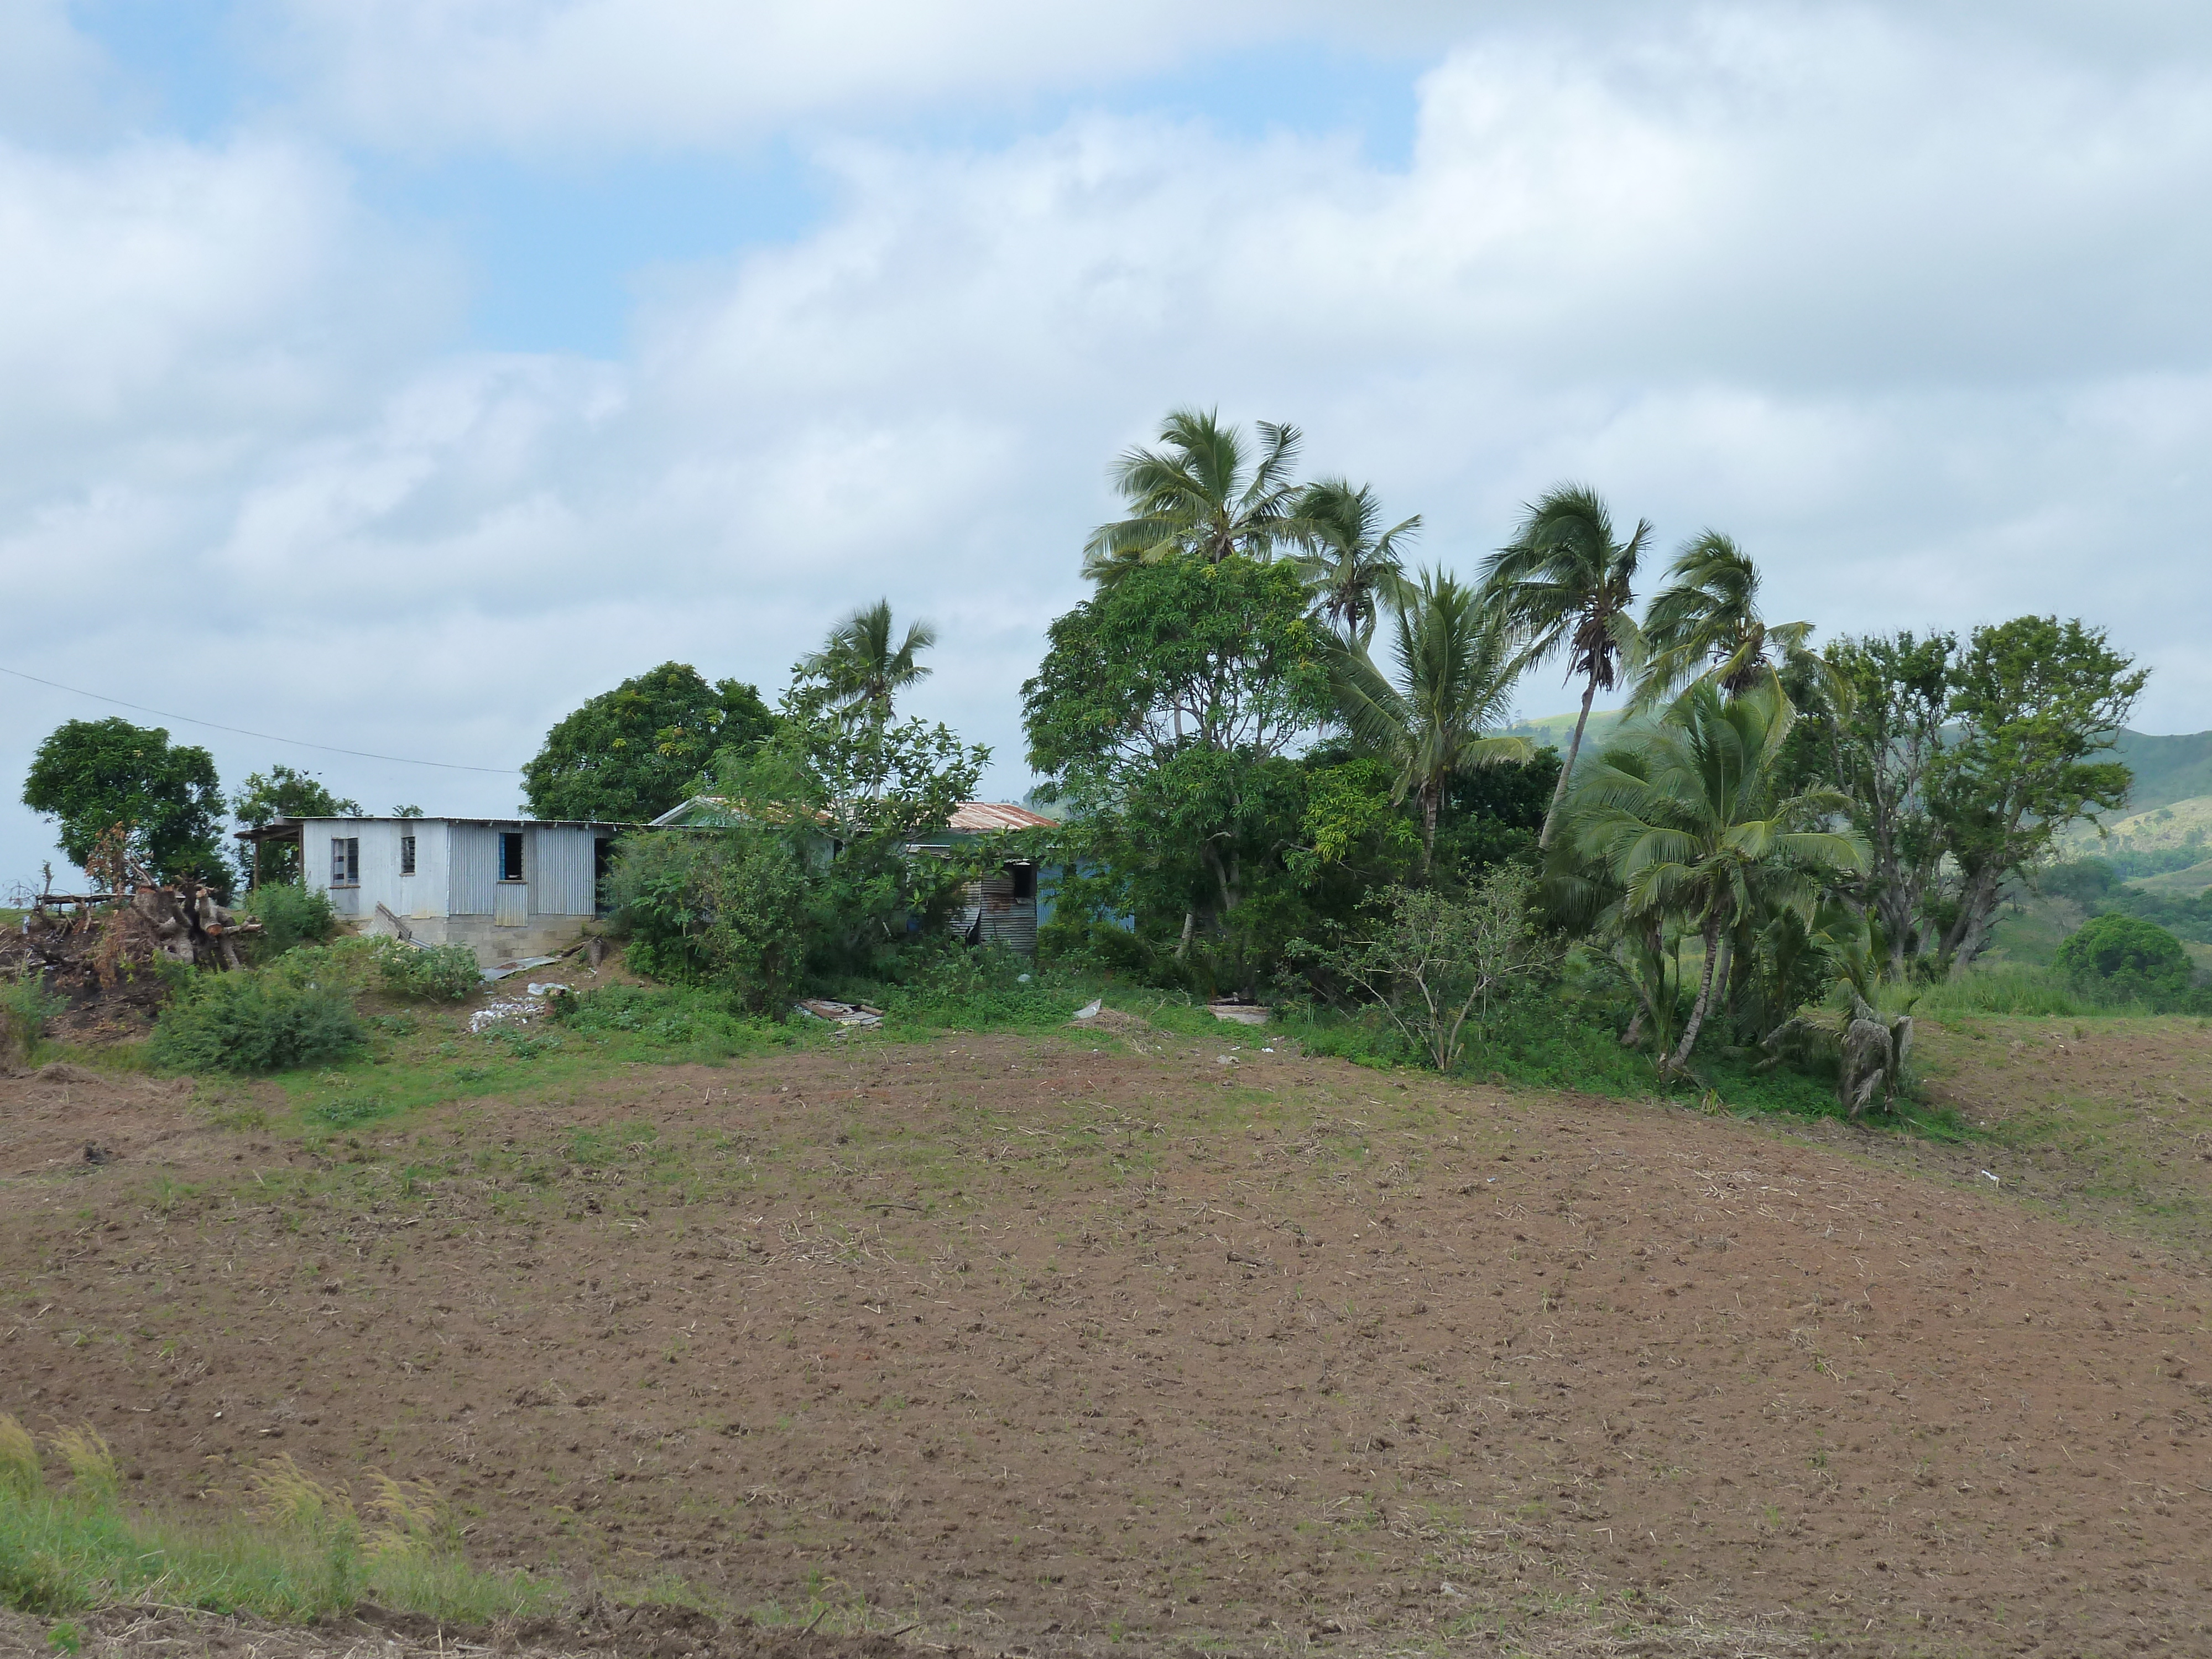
[293,818,607,921]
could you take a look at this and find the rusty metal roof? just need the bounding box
[946,802,1058,833]
[651,797,1056,834]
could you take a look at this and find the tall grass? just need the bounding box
[0,1416,554,1625]
[1892,963,2163,1020]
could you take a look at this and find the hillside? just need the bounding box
[2112,727,2212,812]
[1500,706,1623,753]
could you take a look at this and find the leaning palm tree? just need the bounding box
[1329,570,1535,877]
[1285,478,1417,645]
[1629,531,1834,711]
[1478,483,1651,848]
[796,599,936,726]
[1564,679,1867,1077]
[1081,407,1302,580]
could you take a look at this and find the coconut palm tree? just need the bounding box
[1081,407,1302,580]
[1564,678,1866,1077]
[1479,483,1651,848]
[1629,531,1834,712]
[1286,478,1417,645]
[797,599,936,726]
[1329,570,1535,877]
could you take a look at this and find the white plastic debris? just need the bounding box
[469,997,546,1032]
[525,982,572,998]
[1072,998,1104,1021]
[1208,1000,1270,1026]
[1979,1169,2001,1185]
[794,999,883,1028]
[1017,973,1032,984]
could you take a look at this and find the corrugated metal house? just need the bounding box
[238,817,624,963]
[916,801,1058,956]
[649,797,1057,954]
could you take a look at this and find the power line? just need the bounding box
[0,662,521,775]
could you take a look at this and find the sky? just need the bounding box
[3,0,2210,891]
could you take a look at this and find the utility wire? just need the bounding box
[0,662,520,774]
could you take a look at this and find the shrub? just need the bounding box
[373,940,482,1001]
[1308,865,1563,1073]
[148,972,364,1074]
[608,829,808,1014]
[1,970,70,1068]
[239,883,337,958]
[2054,913,2194,1005]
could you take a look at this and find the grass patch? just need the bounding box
[1279,989,1976,1140]
[1893,963,2167,1019]
[0,1418,554,1626]
[813,946,1092,1035]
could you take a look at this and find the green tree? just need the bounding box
[604,825,811,1012]
[1630,533,1829,710]
[1327,570,1534,877]
[1285,478,1416,645]
[1792,630,1954,977]
[1081,407,1303,581]
[231,764,362,886]
[2054,913,2193,1006]
[23,718,227,892]
[617,706,987,988]
[1931,617,2145,974]
[1025,555,1329,983]
[1565,680,1866,1074]
[521,662,774,824]
[794,599,936,727]
[1479,483,1651,848]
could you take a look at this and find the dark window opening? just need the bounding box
[499,832,525,883]
[1008,862,1037,901]
[331,837,359,886]
[593,837,613,912]
[400,834,416,876]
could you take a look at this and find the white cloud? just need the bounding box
[253,0,1464,155]
[6,4,2212,886]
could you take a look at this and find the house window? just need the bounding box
[1008,862,1037,901]
[331,837,359,886]
[499,831,525,883]
[400,834,416,876]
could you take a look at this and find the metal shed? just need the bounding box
[237,816,626,964]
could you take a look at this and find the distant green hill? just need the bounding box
[1505,716,2212,805]
[2112,730,2212,813]
[1503,708,1625,752]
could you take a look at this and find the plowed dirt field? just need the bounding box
[4,1021,2209,1657]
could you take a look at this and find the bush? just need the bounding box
[607,829,808,1014]
[1,971,70,1068]
[373,940,482,1001]
[239,883,337,958]
[1307,865,1563,1073]
[2054,913,2195,1005]
[148,972,364,1074]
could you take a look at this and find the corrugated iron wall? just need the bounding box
[528,826,598,916]
[448,825,498,916]
[978,872,1038,956]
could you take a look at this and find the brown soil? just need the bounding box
[0,1600,935,1659]
[3,1031,2210,1657]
